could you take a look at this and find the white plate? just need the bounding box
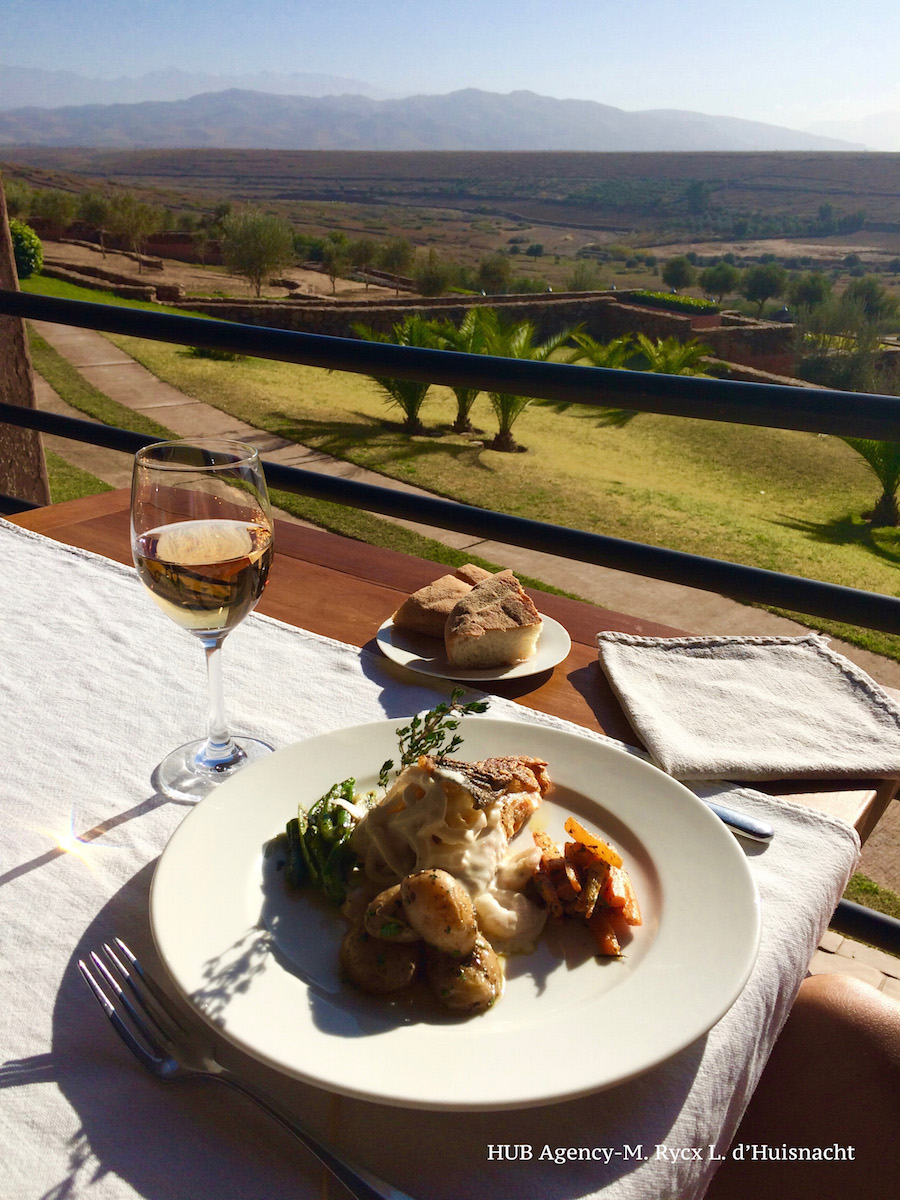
[375,614,572,681]
[150,717,760,1111]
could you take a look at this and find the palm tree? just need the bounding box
[433,307,493,433]
[571,333,710,426]
[352,315,439,434]
[842,438,900,526]
[629,333,712,375]
[481,312,578,452]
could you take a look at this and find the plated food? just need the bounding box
[278,695,642,1016]
[150,714,761,1109]
[380,565,571,682]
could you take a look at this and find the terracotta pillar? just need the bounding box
[0,174,51,506]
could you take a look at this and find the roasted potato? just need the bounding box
[400,868,477,955]
[364,884,420,942]
[339,924,420,994]
[424,933,503,1013]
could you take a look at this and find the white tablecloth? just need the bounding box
[0,518,860,1200]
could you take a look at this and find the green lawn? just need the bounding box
[102,327,900,661]
[844,873,900,922]
[22,273,900,662]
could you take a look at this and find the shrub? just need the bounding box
[629,290,718,314]
[9,218,43,279]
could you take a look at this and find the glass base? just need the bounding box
[152,735,275,803]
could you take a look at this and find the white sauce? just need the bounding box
[352,761,546,951]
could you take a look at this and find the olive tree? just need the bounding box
[77,192,112,255]
[741,263,788,316]
[661,255,696,292]
[107,192,163,271]
[321,233,350,294]
[699,261,740,302]
[377,238,414,294]
[786,271,831,309]
[476,252,512,295]
[349,237,379,288]
[221,207,294,296]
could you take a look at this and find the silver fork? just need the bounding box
[78,939,415,1200]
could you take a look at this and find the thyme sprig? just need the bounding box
[378,689,489,788]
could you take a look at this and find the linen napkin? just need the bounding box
[596,631,900,781]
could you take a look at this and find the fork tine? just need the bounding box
[78,957,160,1073]
[101,941,179,1043]
[88,949,169,1058]
[112,938,190,1035]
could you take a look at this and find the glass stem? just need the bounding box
[198,634,245,768]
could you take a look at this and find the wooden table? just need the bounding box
[11,488,896,840]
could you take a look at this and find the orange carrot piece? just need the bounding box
[533,868,564,918]
[620,871,642,926]
[533,829,561,866]
[603,864,629,908]
[587,909,621,956]
[563,816,623,869]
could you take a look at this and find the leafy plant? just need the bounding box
[627,333,711,376]
[841,439,900,526]
[741,263,788,316]
[9,218,42,279]
[353,314,441,434]
[379,689,489,787]
[480,311,579,451]
[630,289,718,314]
[220,206,294,296]
[570,333,711,425]
[660,255,696,291]
[433,307,494,432]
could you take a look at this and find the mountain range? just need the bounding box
[809,111,900,152]
[0,66,391,109]
[0,81,865,152]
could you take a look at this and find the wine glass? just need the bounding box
[131,439,275,801]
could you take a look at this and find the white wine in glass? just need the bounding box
[131,439,275,800]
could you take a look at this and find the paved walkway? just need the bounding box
[29,320,900,987]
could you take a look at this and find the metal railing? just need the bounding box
[2,287,900,952]
[3,289,900,635]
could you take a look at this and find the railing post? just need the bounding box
[0,176,51,507]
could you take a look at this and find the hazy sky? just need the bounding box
[2,0,899,130]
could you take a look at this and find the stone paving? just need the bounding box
[29,319,900,987]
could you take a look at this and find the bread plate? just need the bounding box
[375,613,571,681]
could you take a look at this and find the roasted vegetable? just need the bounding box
[532,817,641,956]
[284,778,368,905]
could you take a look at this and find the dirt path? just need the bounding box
[42,238,398,301]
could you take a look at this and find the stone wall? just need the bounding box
[169,290,795,375]
[41,258,186,303]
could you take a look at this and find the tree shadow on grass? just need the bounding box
[264,409,499,475]
[772,511,900,567]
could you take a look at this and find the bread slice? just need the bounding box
[444,570,543,668]
[392,564,493,638]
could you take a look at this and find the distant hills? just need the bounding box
[809,111,900,152]
[0,72,865,153]
[0,66,391,109]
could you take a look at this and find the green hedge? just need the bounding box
[630,290,718,314]
[10,218,43,279]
